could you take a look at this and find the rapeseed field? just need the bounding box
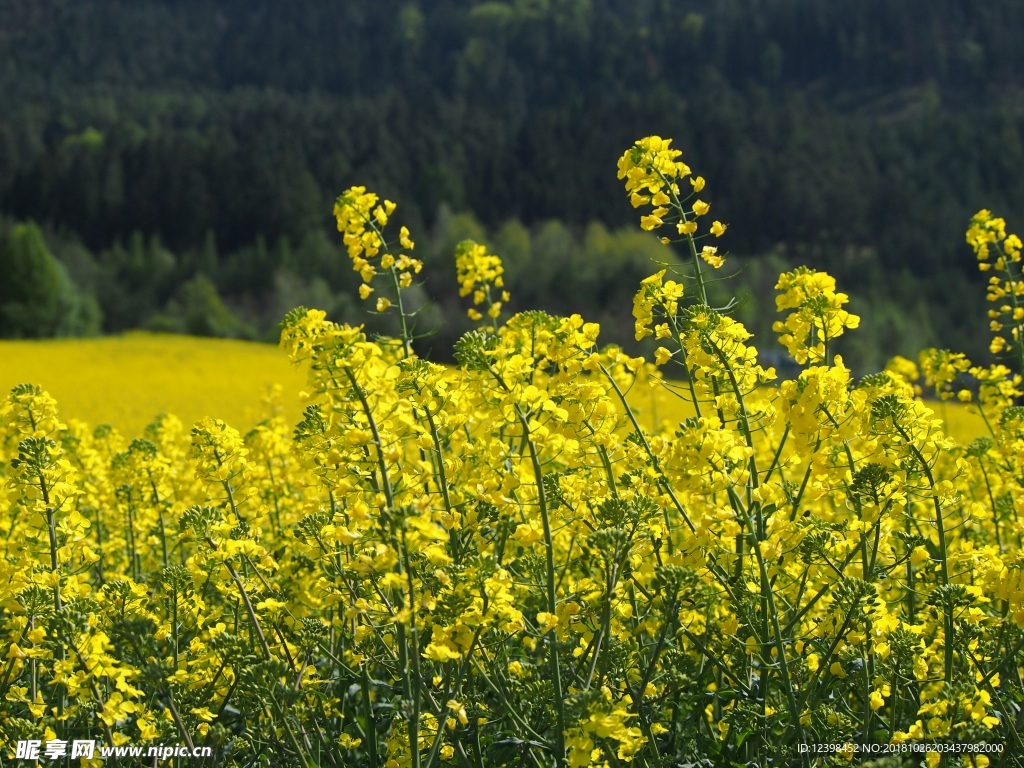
[0,334,984,444]
[0,137,1018,768]
[0,333,307,437]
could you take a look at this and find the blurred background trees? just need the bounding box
[1,0,1020,370]
[0,221,100,338]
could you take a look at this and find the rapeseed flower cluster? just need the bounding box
[454,240,509,325]
[773,267,860,365]
[968,208,1024,362]
[616,136,727,269]
[1,138,1020,768]
[334,186,422,350]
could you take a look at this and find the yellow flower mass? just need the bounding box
[0,137,1011,768]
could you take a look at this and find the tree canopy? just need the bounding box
[1,0,1021,367]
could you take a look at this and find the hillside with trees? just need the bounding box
[3,0,1024,370]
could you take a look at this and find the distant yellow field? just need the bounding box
[0,333,307,437]
[0,333,989,442]
[929,397,989,442]
[631,377,988,443]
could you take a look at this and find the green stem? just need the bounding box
[977,459,1004,553]
[751,554,804,746]
[222,556,272,660]
[515,404,568,767]
[388,264,414,358]
[401,526,423,768]
[362,664,380,767]
[149,473,170,568]
[662,173,709,305]
[893,421,953,683]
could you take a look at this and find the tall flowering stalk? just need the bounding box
[968,209,1024,370]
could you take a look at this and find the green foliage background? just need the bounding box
[1,0,1022,370]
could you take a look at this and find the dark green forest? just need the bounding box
[3,0,1024,371]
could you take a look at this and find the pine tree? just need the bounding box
[0,222,64,338]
